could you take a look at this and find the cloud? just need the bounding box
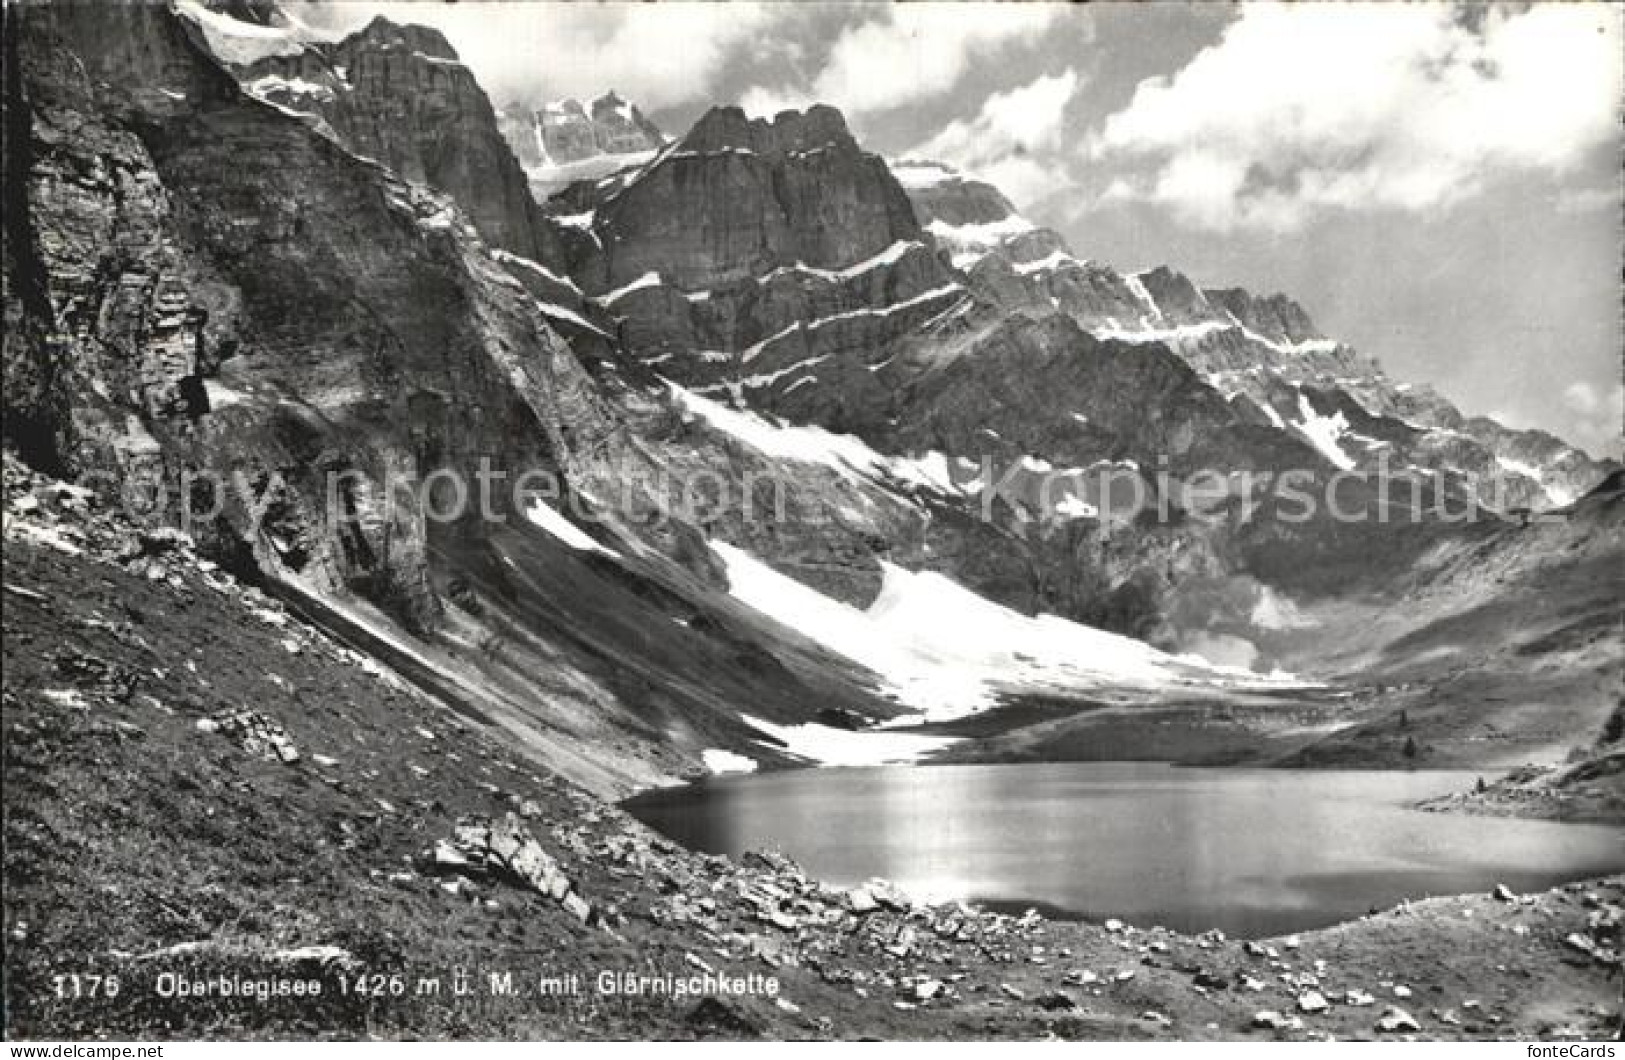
[1564,382,1604,416]
[294,1,786,110]
[1562,381,1625,455]
[741,3,1075,120]
[910,69,1085,209]
[1087,3,1624,231]
[1556,185,1624,216]
[738,83,815,121]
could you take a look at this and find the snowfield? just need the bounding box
[1293,392,1358,470]
[524,499,619,557]
[701,748,759,775]
[711,541,1299,723]
[669,384,971,496]
[742,715,958,767]
[173,0,336,65]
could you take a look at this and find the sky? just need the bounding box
[299,1,1624,459]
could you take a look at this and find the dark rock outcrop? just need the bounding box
[215,13,566,264]
[4,0,627,629]
[581,104,923,289]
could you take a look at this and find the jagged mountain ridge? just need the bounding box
[180,3,568,265]
[498,91,666,198]
[896,159,1615,510]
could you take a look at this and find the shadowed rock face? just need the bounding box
[1204,288,1323,347]
[227,15,566,264]
[528,103,972,430]
[4,1,618,630]
[581,105,924,291]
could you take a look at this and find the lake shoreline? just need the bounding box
[627,761,1625,939]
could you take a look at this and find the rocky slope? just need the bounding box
[498,91,665,198]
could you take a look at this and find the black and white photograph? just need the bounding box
[2,0,1622,1045]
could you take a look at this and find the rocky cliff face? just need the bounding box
[185,7,565,264]
[540,105,968,429]
[7,1,606,624]
[498,91,665,198]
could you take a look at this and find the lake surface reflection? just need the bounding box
[624,762,1625,936]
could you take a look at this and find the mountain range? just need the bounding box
[4,0,1622,1041]
[6,0,1620,785]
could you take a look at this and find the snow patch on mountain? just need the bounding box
[1293,393,1357,470]
[741,715,958,767]
[925,216,1037,268]
[524,499,619,556]
[1013,249,1082,275]
[596,271,663,306]
[890,160,962,190]
[172,0,333,65]
[491,249,583,296]
[804,285,965,331]
[701,748,759,775]
[523,150,660,194]
[1123,273,1164,326]
[764,240,926,283]
[711,541,1297,722]
[670,384,971,496]
[243,73,335,104]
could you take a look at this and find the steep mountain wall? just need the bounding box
[209,11,567,264]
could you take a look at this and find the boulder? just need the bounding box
[432,813,580,910]
[561,891,593,925]
[1376,1007,1421,1033]
[757,909,799,932]
[911,979,946,1003]
[1034,991,1076,1012]
[1298,991,1330,1014]
[1253,1010,1302,1031]
[869,880,912,912]
[885,925,916,958]
[206,709,299,764]
[845,885,879,915]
